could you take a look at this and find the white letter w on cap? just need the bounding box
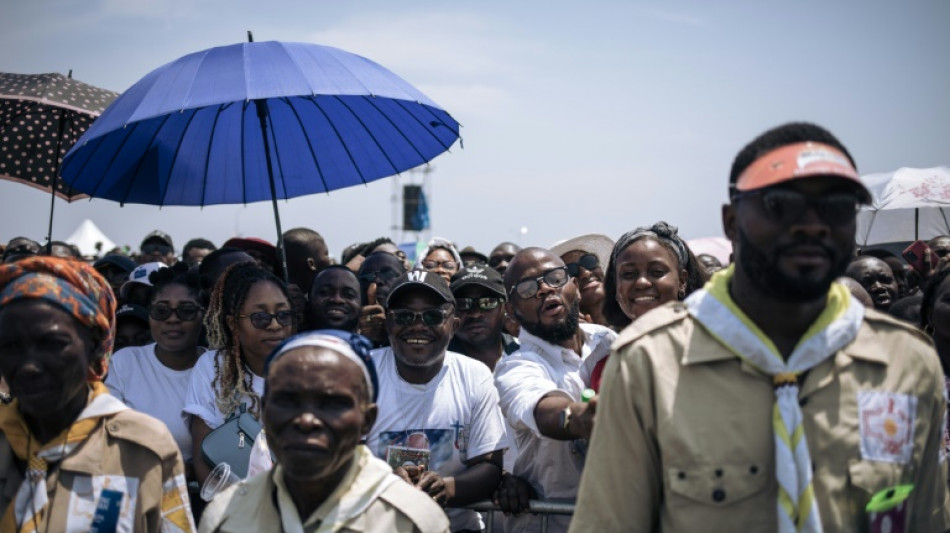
[407,271,426,282]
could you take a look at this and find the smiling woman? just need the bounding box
[182,262,294,485]
[0,257,195,532]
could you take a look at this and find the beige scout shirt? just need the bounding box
[570,302,950,533]
[0,408,195,532]
[199,445,449,533]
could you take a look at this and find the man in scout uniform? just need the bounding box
[571,122,950,532]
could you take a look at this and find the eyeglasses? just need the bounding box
[422,260,458,271]
[149,303,203,321]
[456,297,503,313]
[733,188,859,226]
[488,255,511,268]
[388,308,450,327]
[358,268,401,284]
[510,266,570,299]
[142,243,172,255]
[565,254,599,277]
[238,310,294,329]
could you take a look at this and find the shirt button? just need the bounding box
[677,471,686,480]
[799,397,808,407]
[749,465,759,474]
[715,469,723,477]
[108,422,119,432]
[712,489,726,502]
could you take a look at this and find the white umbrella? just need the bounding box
[856,166,950,246]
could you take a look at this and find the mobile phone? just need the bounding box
[902,240,937,274]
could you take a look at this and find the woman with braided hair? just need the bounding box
[183,261,293,484]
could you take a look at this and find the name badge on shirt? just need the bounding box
[858,391,917,464]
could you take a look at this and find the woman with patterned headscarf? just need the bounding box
[0,257,195,532]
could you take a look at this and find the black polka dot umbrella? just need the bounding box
[0,72,117,245]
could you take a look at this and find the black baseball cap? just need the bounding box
[94,254,137,274]
[116,303,149,326]
[141,230,174,250]
[386,269,456,308]
[450,263,506,299]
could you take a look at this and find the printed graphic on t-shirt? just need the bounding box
[858,391,917,464]
[378,422,469,471]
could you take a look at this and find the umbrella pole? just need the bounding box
[45,111,69,255]
[915,208,919,241]
[255,99,290,283]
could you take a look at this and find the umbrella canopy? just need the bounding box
[856,166,950,246]
[61,41,460,207]
[0,72,117,201]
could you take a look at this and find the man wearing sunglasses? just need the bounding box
[139,230,177,266]
[573,123,950,533]
[493,248,616,533]
[448,263,517,372]
[368,270,507,532]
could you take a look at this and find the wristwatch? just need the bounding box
[559,404,572,432]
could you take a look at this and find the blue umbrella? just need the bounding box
[61,38,460,279]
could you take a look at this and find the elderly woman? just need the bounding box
[0,257,194,532]
[198,331,448,532]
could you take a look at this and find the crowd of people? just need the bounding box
[0,121,948,532]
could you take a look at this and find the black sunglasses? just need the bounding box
[510,266,570,299]
[149,303,203,322]
[388,308,449,327]
[358,268,401,284]
[238,310,294,329]
[733,188,859,226]
[422,260,458,270]
[142,243,172,255]
[456,297,503,313]
[565,254,599,277]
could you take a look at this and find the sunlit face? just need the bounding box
[0,300,94,418]
[309,269,361,331]
[561,249,605,315]
[614,238,685,321]
[264,347,376,483]
[506,250,580,344]
[149,283,203,354]
[845,257,899,311]
[422,248,458,284]
[229,281,293,365]
[386,290,458,370]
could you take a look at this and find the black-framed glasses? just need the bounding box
[238,310,294,329]
[358,268,401,284]
[422,260,458,271]
[149,303,203,322]
[456,297,503,313]
[732,188,859,226]
[142,243,172,255]
[565,254,599,277]
[388,308,449,327]
[510,266,570,299]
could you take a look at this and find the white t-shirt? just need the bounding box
[493,323,616,533]
[105,343,199,461]
[368,348,507,532]
[182,350,265,431]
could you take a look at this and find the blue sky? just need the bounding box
[2,1,948,258]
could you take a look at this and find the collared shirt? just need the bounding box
[494,323,616,532]
[570,301,950,533]
[199,445,449,533]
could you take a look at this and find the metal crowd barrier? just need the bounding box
[460,500,575,533]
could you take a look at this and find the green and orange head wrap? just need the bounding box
[0,256,117,373]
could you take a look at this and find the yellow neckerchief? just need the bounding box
[686,265,863,533]
[0,382,126,533]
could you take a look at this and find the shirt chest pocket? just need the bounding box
[667,462,770,507]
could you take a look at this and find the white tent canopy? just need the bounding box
[856,166,950,246]
[65,219,116,257]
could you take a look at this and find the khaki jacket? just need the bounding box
[199,446,449,533]
[0,408,195,532]
[571,302,950,533]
